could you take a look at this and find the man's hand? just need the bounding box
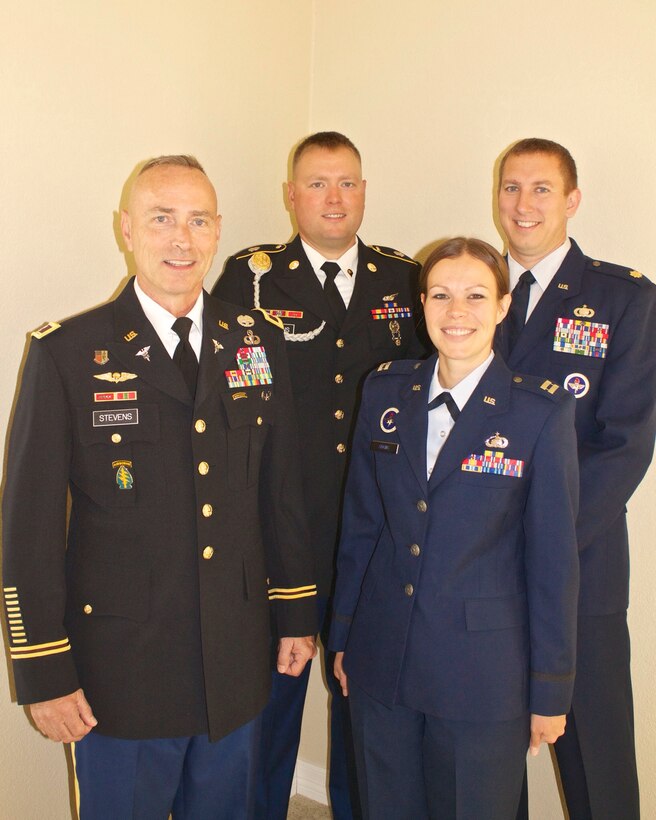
[29,688,97,743]
[529,713,567,756]
[333,651,348,697]
[277,636,317,677]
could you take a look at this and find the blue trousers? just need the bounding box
[349,680,529,820]
[255,597,361,820]
[73,718,259,819]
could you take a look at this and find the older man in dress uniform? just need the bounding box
[2,155,317,819]
[212,132,426,820]
[495,138,656,820]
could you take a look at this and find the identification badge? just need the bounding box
[370,440,399,455]
[93,408,139,427]
[553,318,609,358]
[461,450,524,478]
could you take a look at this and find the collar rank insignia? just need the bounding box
[483,395,496,405]
[412,384,421,391]
[225,347,273,388]
[135,345,151,362]
[124,330,138,342]
[557,283,569,290]
[485,432,508,448]
[573,305,595,318]
[213,339,224,353]
[218,320,229,330]
[94,371,138,384]
[94,350,109,365]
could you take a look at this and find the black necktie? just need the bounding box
[321,261,347,325]
[505,270,535,351]
[172,317,198,398]
[427,391,460,422]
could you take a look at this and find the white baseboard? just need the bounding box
[292,759,329,806]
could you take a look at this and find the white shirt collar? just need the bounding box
[133,277,204,359]
[508,238,571,292]
[430,351,494,411]
[301,238,359,277]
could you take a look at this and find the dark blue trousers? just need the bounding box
[73,718,259,819]
[349,680,529,820]
[255,597,361,820]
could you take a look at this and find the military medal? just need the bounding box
[94,350,109,365]
[371,298,413,321]
[553,318,609,358]
[380,407,399,433]
[225,347,273,388]
[564,372,590,398]
[389,320,401,347]
[135,345,151,362]
[462,451,524,478]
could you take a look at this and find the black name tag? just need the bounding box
[370,440,399,455]
[93,408,139,427]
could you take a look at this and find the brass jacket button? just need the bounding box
[198,461,210,475]
[195,419,206,433]
[202,546,214,560]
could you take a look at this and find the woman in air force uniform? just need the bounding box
[329,237,580,819]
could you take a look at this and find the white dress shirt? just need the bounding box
[426,352,494,479]
[301,239,359,308]
[134,278,204,360]
[508,238,571,320]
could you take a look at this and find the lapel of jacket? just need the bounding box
[266,235,335,327]
[340,239,385,334]
[502,240,586,368]
[195,294,247,407]
[395,354,435,495]
[108,279,192,406]
[427,355,512,492]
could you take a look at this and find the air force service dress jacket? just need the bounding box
[496,240,656,617]
[212,235,425,596]
[2,279,317,742]
[329,354,579,721]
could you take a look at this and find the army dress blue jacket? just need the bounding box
[2,280,316,741]
[330,354,579,721]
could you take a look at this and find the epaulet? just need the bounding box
[253,307,284,330]
[369,245,419,265]
[373,359,422,376]
[31,321,61,339]
[587,258,651,285]
[511,373,563,401]
[231,244,288,275]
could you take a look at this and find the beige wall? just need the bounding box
[2,1,654,817]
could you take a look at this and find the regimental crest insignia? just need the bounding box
[94,350,109,365]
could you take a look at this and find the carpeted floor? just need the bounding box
[287,794,331,818]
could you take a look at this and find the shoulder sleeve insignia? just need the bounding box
[369,245,419,265]
[31,321,61,339]
[253,307,284,330]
